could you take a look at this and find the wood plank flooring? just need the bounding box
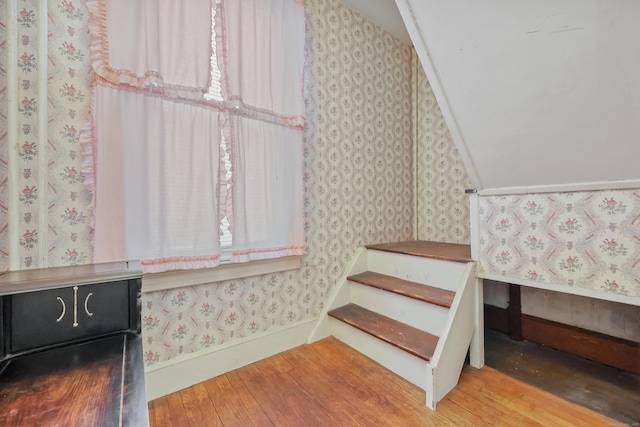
[148,337,618,426]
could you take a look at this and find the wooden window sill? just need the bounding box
[142,256,301,293]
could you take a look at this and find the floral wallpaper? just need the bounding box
[0,0,92,271]
[16,0,42,269]
[478,190,640,298]
[0,0,8,270]
[47,0,93,267]
[414,55,473,244]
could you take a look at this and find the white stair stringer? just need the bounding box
[426,262,477,410]
[328,316,428,390]
[308,245,479,411]
[307,247,368,343]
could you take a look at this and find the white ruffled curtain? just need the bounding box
[216,0,305,261]
[82,0,305,273]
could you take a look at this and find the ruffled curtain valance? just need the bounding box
[86,0,212,100]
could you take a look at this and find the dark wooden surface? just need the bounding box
[507,284,523,340]
[0,260,142,296]
[522,314,640,375]
[366,240,473,263]
[484,303,510,334]
[328,303,438,361]
[485,328,640,425]
[122,334,150,426]
[348,271,455,308]
[486,303,640,376]
[0,333,148,426]
[8,281,130,353]
[148,336,618,426]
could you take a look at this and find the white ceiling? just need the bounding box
[337,0,411,44]
[396,0,640,194]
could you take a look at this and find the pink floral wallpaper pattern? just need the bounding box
[0,0,93,271]
[47,0,93,267]
[478,190,640,298]
[0,0,8,270]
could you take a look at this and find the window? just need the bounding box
[81,0,305,273]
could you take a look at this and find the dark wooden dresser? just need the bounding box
[0,261,149,426]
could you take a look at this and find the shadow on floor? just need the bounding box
[484,328,640,426]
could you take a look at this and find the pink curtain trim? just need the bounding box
[79,84,98,247]
[86,0,208,101]
[226,97,305,130]
[94,75,228,112]
[230,245,305,263]
[141,255,221,274]
[214,2,305,131]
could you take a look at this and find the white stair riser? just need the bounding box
[329,318,428,390]
[349,282,449,337]
[367,251,466,292]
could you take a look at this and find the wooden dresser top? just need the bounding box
[0,260,143,295]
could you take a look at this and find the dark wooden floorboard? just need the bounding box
[328,303,439,361]
[485,328,640,425]
[366,240,472,262]
[347,271,455,308]
[148,337,619,426]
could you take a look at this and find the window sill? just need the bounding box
[141,256,301,293]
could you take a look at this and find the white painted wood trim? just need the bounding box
[425,365,436,410]
[142,256,301,293]
[469,192,485,368]
[478,180,640,196]
[430,262,476,405]
[144,318,316,401]
[329,318,427,391]
[477,272,640,306]
[307,247,367,343]
[430,262,475,365]
[469,277,484,369]
[7,0,20,270]
[468,192,479,261]
[396,0,483,190]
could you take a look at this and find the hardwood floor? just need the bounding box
[148,337,618,426]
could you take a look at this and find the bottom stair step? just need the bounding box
[328,303,438,361]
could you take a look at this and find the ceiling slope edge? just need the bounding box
[396,0,640,196]
[395,0,484,192]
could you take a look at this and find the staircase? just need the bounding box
[308,240,479,410]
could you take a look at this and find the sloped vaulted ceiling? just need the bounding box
[396,0,640,194]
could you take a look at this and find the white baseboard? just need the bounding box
[144,318,317,401]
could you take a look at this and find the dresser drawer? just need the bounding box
[9,280,130,353]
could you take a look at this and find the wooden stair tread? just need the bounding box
[365,240,472,263]
[347,271,454,308]
[328,303,438,362]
